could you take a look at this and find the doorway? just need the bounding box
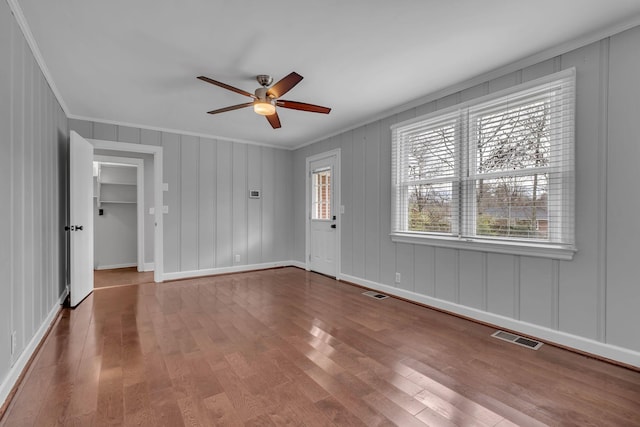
[89,139,164,283]
[92,156,144,272]
[306,149,341,278]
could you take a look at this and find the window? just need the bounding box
[391,69,576,259]
[312,167,331,220]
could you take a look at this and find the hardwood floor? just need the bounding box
[1,267,639,426]
[93,267,154,289]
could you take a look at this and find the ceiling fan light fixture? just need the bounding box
[254,100,276,116]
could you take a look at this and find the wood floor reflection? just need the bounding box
[1,267,639,426]
[94,267,154,289]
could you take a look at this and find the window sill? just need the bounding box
[390,232,576,260]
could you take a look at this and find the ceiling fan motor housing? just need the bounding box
[254,87,274,102]
[256,75,273,88]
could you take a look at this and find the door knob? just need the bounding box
[75,225,83,231]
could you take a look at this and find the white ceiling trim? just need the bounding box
[68,113,285,150]
[293,12,640,151]
[7,0,69,116]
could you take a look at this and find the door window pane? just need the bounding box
[312,168,331,220]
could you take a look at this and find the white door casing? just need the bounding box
[306,150,341,278]
[89,139,164,283]
[69,131,94,307]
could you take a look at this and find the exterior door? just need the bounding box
[69,131,94,307]
[309,155,337,277]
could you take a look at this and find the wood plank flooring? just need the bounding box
[1,267,639,426]
[93,267,154,289]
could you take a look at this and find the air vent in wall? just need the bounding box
[362,291,389,300]
[491,330,543,350]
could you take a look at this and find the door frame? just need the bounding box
[89,139,164,282]
[93,155,145,271]
[305,149,341,279]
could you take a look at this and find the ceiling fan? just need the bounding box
[197,72,331,129]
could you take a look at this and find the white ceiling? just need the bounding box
[15,0,640,149]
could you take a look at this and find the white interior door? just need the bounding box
[309,156,337,277]
[69,131,94,307]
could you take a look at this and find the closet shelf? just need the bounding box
[94,163,137,208]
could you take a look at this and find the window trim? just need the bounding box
[390,68,577,260]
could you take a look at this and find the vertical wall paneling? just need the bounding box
[433,249,458,302]
[0,0,13,373]
[32,61,42,329]
[340,131,354,276]
[141,128,161,146]
[364,122,380,283]
[162,133,180,273]
[596,39,610,342]
[273,148,292,262]
[261,147,275,263]
[247,145,262,265]
[198,139,216,270]
[378,115,396,287]
[413,245,435,296]
[414,99,436,118]
[56,102,68,297]
[519,257,554,328]
[68,118,92,139]
[215,141,233,267]
[459,84,487,104]
[522,58,557,82]
[11,28,25,355]
[118,125,140,144]
[232,143,248,265]
[554,41,602,339]
[487,72,519,94]
[1,2,69,402]
[179,135,199,271]
[396,244,414,292]
[435,92,461,110]
[486,253,516,318]
[93,122,116,141]
[458,250,485,310]
[24,44,34,339]
[141,129,161,266]
[605,26,640,351]
[351,127,366,278]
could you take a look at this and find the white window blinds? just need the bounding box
[391,69,575,257]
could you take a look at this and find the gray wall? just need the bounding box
[0,0,69,390]
[69,120,294,275]
[93,199,137,269]
[293,26,640,360]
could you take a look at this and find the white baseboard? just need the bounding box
[95,263,137,270]
[143,262,154,272]
[288,260,308,270]
[340,273,640,369]
[162,261,296,281]
[0,288,68,409]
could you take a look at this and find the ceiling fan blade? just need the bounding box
[266,112,281,129]
[206,102,254,115]
[276,100,331,114]
[267,72,303,98]
[197,76,256,99]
